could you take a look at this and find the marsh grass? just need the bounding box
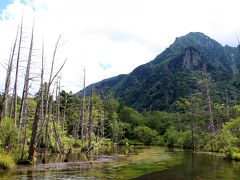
[0,151,15,170]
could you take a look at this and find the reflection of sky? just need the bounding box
[0,0,12,12]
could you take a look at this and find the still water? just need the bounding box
[0,146,240,179]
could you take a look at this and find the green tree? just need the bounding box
[164,126,182,148]
[119,106,144,126]
[146,111,176,135]
[133,125,158,145]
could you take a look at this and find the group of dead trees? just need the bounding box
[0,19,67,162]
[0,18,107,163]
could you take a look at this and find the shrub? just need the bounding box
[164,127,182,148]
[153,135,165,146]
[133,125,158,145]
[224,146,240,160]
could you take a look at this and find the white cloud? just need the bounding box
[1,0,240,93]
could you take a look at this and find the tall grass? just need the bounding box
[0,151,15,169]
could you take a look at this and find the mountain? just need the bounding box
[83,32,240,111]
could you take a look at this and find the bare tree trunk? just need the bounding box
[190,94,196,151]
[28,98,41,161]
[0,52,13,122]
[56,76,61,123]
[96,107,101,143]
[203,64,215,137]
[36,35,66,144]
[28,43,44,162]
[87,86,94,151]
[42,118,48,164]
[52,117,64,153]
[0,26,19,124]
[13,18,23,127]
[19,23,34,127]
[79,68,86,139]
[62,94,67,133]
[19,23,35,161]
[101,110,105,138]
[52,76,64,153]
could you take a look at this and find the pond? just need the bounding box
[0,146,240,179]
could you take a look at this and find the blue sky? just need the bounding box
[0,0,12,12]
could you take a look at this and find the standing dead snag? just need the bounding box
[190,94,196,151]
[28,43,44,162]
[52,116,64,153]
[0,26,19,124]
[203,64,215,137]
[52,78,64,153]
[56,76,61,123]
[87,85,94,154]
[36,35,67,156]
[13,17,23,127]
[62,92,68,133]
[28,92,41,161]
[76,68,86,139]
[19,22,35,160]
[19,23,34,129]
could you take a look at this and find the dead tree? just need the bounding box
[28,43,44,162]
[62,92,68,133]
[52,116,64,153]
[52,78,64,153]
[0,29,18,123]
[190,94,196,151]
[28,91,41,161]
[87,86,94,153]
[56,76,61,123]
[36,35,67,146]
[77,68,86,139]
[13,17,23,126]
[203,64,215,137]
[19,23,34,160]
[19,23,34,129]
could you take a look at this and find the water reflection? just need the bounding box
[1,147,240,179]
[136,151,240,180]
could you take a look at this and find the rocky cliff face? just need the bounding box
[182,47,201,69]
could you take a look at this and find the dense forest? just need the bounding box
[0,23,240,170]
